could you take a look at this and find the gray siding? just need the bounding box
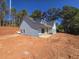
[20,20,40,36]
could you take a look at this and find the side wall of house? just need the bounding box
[20,21,40,36]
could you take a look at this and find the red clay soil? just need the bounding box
[0,27,18,36]
[0,27,79,59]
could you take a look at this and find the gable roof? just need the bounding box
[23,16,52,29]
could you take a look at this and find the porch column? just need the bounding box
[45,28,48,34]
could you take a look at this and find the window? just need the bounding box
[41,28,45,33]
[21,29,25,33]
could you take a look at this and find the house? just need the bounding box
[20,16,56,36]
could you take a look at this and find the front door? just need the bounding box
[41,28,45,33]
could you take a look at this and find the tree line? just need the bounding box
[0,0,27,26]
[0,0,79,35]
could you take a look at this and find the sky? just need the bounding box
[6,0,79,14]
[6,0,79,24]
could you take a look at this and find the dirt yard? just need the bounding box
[0,27,79,59]
[0,27,18,36]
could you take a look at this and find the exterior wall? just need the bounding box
[44,28,48,34]
[48,28,53,34]
[20,21,40,36]
[52,22,56,34]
